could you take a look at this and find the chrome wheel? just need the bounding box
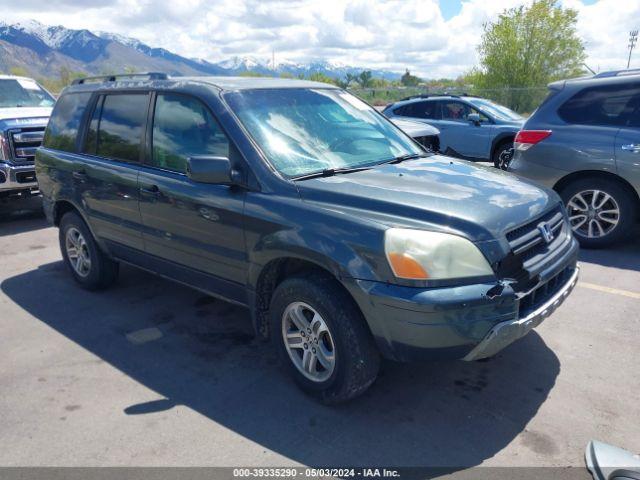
[281,301,336,383]
[567,190,620,239]
[65,227,92,277]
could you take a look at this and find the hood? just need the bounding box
[0,106,52,122]
[297,155,559,243]
[390,118,440,137]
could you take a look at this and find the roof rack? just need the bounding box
[72,72,169,85]
[593,68,640,78]
[399,93,432,101]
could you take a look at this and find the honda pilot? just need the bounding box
[36,74,579,403]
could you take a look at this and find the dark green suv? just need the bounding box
[36,73,579,403]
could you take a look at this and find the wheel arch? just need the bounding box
[553,170,640,212]
[251,256,368,341]
[490,132,516,159]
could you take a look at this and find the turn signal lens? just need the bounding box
[387,252,429,280]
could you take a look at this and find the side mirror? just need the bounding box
[467,113,481,125]
[186,156,242,185]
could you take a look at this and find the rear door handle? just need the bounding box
[621,143,640,153]
[140,184,161,197]
[72,170,87,181]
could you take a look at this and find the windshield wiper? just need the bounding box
[383,152,429,165]
[293,165,372,181]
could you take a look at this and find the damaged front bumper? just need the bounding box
[462,266,579,361]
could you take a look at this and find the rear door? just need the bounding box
[613,83,640,194]
[138,92,247,293]
[437,100,493,158]
[78,92,149,251]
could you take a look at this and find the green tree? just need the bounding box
[356,70,373,88]
[473,0,585,112]
[400,69,421,87]
[9,66,29,77]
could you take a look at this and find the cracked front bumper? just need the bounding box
[462,266,580,361]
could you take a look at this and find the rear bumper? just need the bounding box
[463,266,579,361]
[0,162,38,192]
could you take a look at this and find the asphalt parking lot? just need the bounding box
[1,198,639,474]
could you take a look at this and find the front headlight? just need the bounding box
[384,228,494,280]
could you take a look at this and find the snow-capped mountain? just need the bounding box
[0,20,400,81]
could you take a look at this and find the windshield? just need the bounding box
[468,98,523,121]
[224,88,423,177]
[0,78,55,108]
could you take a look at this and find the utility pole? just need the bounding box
[628,30,638,69]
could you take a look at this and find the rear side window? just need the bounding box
[43,92,92,152]
[84,93,149,162]
[395,101,439,119]
[151,93,229,173]
[558,83,640,127]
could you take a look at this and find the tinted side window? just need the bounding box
[87,93,148,162]
[558,83,640,127]
[151,93,229,173]
[395,101,438,119]
[43,92,92,152]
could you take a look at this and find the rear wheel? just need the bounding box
[59,211,119,289]
[559,178,637,248]
[270,272,380,404]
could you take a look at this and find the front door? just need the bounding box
[138,92,247,292]
[437,100,493,159]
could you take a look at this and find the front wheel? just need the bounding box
[270,273,380,404]
[493,142,514,170]
[559,178,637,248]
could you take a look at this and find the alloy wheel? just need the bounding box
[65,227,92,277]
[281,301,336,382]
[567,189,620,239]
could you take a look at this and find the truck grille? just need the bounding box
[7,127,45,163]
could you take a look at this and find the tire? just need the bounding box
[270,272,380,404]
[559,177,637,248]
[493,142,514,170]
[59,211,119,290]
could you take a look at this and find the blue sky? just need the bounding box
[3,0,639,78]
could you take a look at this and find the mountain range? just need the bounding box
[0,20,400,81]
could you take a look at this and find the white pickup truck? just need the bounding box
[0,75,54,199]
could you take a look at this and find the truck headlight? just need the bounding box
[384,228,494,280]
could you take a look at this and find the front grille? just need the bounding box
[8,127,45,163]
[518,267,571,317]
[497,205,571,292]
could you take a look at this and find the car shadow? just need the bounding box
[578,225,640,273]
[1,262,560,468]
[0,196,48,237]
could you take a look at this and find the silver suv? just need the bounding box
[509,69,640,248]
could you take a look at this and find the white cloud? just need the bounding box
[2,0,639,78]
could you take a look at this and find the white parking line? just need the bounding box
[579,282,640,300]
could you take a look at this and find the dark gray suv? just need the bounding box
[36,73,578,403]
[509,70,640,248]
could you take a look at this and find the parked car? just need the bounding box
[0,74,54,200]
[389,117,440,152]
[36,73,579,403]
[383,94,524,168]
[509,69,640,248]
